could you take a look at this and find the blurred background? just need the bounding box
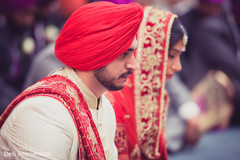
[0,0,239,159]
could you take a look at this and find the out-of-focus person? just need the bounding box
[0,0,43,113]
[23,0,90,89]
[179,0,240,127]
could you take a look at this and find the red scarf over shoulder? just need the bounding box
[0,75,106,160]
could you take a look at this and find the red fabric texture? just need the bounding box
[105,78,138,156]
[55,1,143,71]
[0,75,106,160]
[105,6,177,160]
[106,76,169,160]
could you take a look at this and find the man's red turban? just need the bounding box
[55,1,143,71]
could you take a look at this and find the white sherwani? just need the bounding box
[0,67,118,160]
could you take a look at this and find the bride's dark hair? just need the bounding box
[169,17,188,50]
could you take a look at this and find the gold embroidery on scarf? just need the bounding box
[61,67,104,158]
[25,77,88,158]
[49,93,87,158]
[130,144,141,160]
[64,66,101,110]
[25,81,45,92]
[135,6,176,159]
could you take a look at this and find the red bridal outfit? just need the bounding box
[105,6,177,160]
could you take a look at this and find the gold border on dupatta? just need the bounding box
[134,6,177,159]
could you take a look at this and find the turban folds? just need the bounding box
[55,1,143,71]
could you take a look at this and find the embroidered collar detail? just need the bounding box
[56,66,102,110]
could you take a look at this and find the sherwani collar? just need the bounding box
[60,66,102,110]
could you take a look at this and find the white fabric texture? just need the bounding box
[0,67,117,160]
